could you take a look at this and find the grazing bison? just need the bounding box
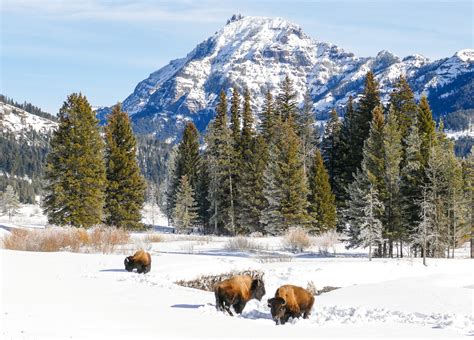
[267,285,314,325]
[214,275,266,316]
[124,250,151,274]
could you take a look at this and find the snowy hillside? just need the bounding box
[0,101,57,142]
[97,15,473,140]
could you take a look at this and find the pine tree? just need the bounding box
[297,90,317,176]
[363,106,385,195]
[389,76,418,151]
[337,96,356,209]
[196,156,211,233]
[278,117,311,230]
[261,117,310,234]
[261,89,275,143]
[308,150,337,234]
[417,96,436,168]
[383,106,403,257]
[277,75,298,122]
[399,118,423,248]
[321,109,342,192]
[168,122,201,221]
[205,90,235,235]
[360,185,384,261]
[351,71,381,173]
[230,86,241,145]
[237,88,262,233]
[164,146,178,223]
[43,93,106,227]
[1,185,20,221]
[172,175,199,233]
[104,103,146,229]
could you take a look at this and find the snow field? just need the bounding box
[1,234,473,339]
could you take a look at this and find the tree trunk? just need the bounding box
[369,244,372,261]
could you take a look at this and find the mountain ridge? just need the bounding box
[97,15,474,141]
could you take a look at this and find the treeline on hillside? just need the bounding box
[0,130,51,203]
[0,94,57,121]
[443,109,473,131]
[165,74,473,261]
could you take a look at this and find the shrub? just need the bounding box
[225,236,262,252]
[175,269,264,292]
[88,226,130,253]
[144,232,164,243]
[282,227,312,253]
[313,230,340,255]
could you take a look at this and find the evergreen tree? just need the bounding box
[167,122,201,221]
[230,86,241,145]
[237,88,264,233]
[351,71,381,173]
[389,76,418,151]
[205,91,236,234]
[261,117,310,234]
[297,90,317,175]
[260,89,275,143]
[383,106,403,257]
[196,156,211,233]
[104,103,146,229]
[164,146,178,222]
[399,118,423,247]
[363,106,385,195]
[307,150,337,234]
[172,175,199,233]
[1,185,20,221]
[43,93,106,227]
[277,75,298,122]
[336,96,357,214]
[417,96,436,168]
[278,117,311,230]
[321,108,342,192]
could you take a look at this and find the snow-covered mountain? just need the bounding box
[97,16,473,141]
[0,101,57,144]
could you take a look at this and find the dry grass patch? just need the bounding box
[144,232,164,243]
[225,236,264,252]
[2,226,130,253]
[282,227,312,253]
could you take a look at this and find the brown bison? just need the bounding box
[267,285,314,325]
[214,275,266,316]
[124,250,151,274]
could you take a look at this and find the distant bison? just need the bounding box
[214,275,266,316]
[267,285,314,325]
[124,250,151,274]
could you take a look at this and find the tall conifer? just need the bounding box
[43,93,106,227]
[308,150,337,233]
[104,103,146,229]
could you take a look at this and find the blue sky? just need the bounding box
[1,0,472,114]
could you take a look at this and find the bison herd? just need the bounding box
[124,250,315,325]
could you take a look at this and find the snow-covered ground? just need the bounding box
[1,206,473,338]
[1,225,473,339]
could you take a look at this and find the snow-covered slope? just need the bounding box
[97,16,473,140]
[0,101,57,142]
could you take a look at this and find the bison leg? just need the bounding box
[143,264,151,274]
[232,300,246,314]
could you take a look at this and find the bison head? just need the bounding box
[268,297,287,325]
[124,256,135,272]
[251,278,266,301]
